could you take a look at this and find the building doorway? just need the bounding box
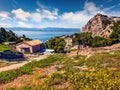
[21,48,30,53]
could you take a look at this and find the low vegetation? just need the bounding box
[110,23,120,43]
[1,23,120,90]
[0,27,30,44]
[0,44,10,51]
[45,37,66,52]
[0,54,65,84]
[43,23,120,53]
[1,51,120,89]
[72,23,120,47]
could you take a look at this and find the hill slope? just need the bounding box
[1,50,120,89]
[82,13,120,38]
[0,27,30,43]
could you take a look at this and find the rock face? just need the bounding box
[82,13,120,38]
[61,36,72,50]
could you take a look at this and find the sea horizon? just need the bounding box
[6,27,80,42]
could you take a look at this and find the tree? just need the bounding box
[72,33,93,46]
[9,30,15,36]
[76,36,87,57]
[110,24,120,43]
[8,36,16,42]
[46,37,66,53]
[0,27,30,43]
[22,34,26,39]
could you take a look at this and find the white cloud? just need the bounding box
[107,11,120,17]
[31,8,58,21]
[59,1,102,28]
[103,3,120,12]
[84,2,100,14]
[0,1,119,28]
[12,8,31,21]
[36,8,41,12]
[42,9,58,20]
[0,11,10,20]
[36,1,46,9]
[1,1,103,28]
[59,12,91,28]
[11,8,58,22]
[59,1,120,28]
[17,21,33,28]
[60,11,91,24]
[0,22,12,27]
[36,1,58,20]
[31,13,42,22]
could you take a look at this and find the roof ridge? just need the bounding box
[24,40,42,46]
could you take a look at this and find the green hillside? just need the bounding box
[1,50,120,90]
[0,44,10,51]
[0,27,30,44]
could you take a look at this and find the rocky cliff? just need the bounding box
[82,13,120,38]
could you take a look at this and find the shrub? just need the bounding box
[46,37,66,53]
[110,23,120,43]
[0,44,10,51]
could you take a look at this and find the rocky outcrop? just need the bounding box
[61,36,73,50]
[82,13,120,38]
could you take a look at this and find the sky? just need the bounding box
[0,0,120,28]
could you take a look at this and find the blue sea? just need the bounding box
[6,28,80,42]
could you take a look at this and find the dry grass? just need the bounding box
[2,50,120,90]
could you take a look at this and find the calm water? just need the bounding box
[9,28,80,42]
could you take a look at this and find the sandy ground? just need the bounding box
[0,55,47,72]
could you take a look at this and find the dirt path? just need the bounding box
[0,62,28,72]
[0,55,47,72]
[68,43,120,57]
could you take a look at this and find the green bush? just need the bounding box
[6,87,15,90]
[72,33,112,47]
[45,37,66,52]
[110,23,120,43]
[72,24,120,47]
[91,36,112,47]
[72,33,93,46]
[0,44,10,51]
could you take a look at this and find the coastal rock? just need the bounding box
[82,13,120,38]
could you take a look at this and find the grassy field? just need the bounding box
[1,51,120,90]
[0,54,65,84]
[0,44,10,51]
